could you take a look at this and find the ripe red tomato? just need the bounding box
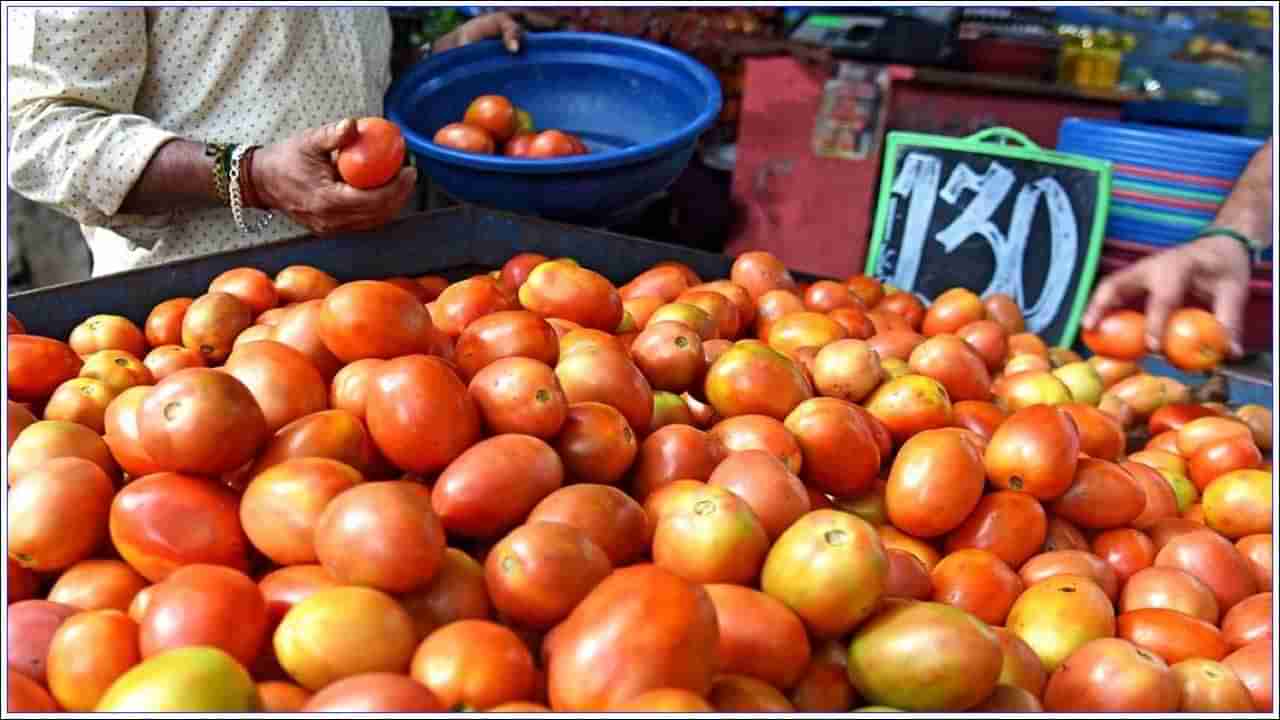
[921,287,984,336]
[45,608,141,712]
[1051,458,1146,530]
[1042,637,1181,712]
[1188,436,1262,491]
[144,298,194,348]
[505,132,537,157]
[564,132,589,155]
[435,122,496,154]
[411,620,536,710]
[432,434,563,540]
[180,292,254,363]
[139,564,268,668]
[983,293,1025,334]
[984,404,1080,500]
[1223,638,1272,711]
[545,564,719,711]
[319,281,440,363]
[944,490,1047,568]
[302,673,442,712]
[931,549,1024,626]
[1083,309,1147,360]
[47,559,148,614]
[528,130,578,158]
[8,335,84,403]
[1092,528,1157,583]
[7,457,114,573]
[464,94,518,143]
[138,367,269,475]
[223,340,328,434]
[8,419,119,487]
[7,600,78,687]
[885,428,984,538]
[274,265,338,304]
[210,268,278,317]
[315,480,446,593]
[337,117,406,189]
[109,472,250,582]
[1156,530,1258,613]
[527,485,649,567]
[485,521,612,630]
[1163,308,1229,371]
[1118,607,1229,665]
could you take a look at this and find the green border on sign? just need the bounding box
[864,128,1113,349]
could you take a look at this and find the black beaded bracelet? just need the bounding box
[1191,225,1267,252]
[204,142,238,205]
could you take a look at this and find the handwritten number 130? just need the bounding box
[882,152,1079,333]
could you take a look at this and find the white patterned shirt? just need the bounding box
[7,7,393,276]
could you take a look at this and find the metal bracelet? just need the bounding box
[229,144,274,234]
[205,142,233,204]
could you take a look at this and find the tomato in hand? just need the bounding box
[337,117,406,190]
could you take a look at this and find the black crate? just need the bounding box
[6,206,819,340]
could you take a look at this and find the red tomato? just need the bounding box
[139,564,268,668]
[8,335,84,402]
[505,132,537,157]
[337,117,406,189]
[1163,308,1229,372]
[315,481,446,593]
[435,122,495,154]
[1082,309,1147,360]
[931,549,1024,626]
[464,95,518,143]
[411,620,536,710]
[1118,607,1229,665]
[109,472,250,582]
[945,490,1047,569]
[528,130,577,158]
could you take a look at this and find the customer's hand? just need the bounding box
[250,119,417,236]
[1082,234,1251,358]
[433,12,523,54]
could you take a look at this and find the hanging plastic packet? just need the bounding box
[812,61,889,160]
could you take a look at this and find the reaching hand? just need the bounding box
[432,12,523,55]
[1081,234,1251,358]
[250,119,417,235]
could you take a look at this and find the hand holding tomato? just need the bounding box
[1082,235,1250,359]
[251,119,416,235]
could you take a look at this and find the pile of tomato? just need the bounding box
[433,94,589,158]
[5,248,1273,712]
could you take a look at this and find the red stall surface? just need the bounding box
[729,58,1125,278]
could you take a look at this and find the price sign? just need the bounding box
[866,128,1112,348]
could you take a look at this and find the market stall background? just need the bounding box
[7,6,1274,327]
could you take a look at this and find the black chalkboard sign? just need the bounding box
[865,128,1112,347]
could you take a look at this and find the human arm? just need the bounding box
[7,8,414,236]
[430,12,524,54]
[1082,137,1273,357]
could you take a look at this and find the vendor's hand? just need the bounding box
[251,119,417,235]
[433,12,523,54]
[1082,234,1251,359]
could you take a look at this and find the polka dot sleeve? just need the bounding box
[7,8,180,228]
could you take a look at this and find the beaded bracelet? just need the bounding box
[204,142,234,204]
[1191,225,1268,252]
[229,144,274,234]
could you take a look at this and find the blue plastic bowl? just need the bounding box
[385,32,722,226]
